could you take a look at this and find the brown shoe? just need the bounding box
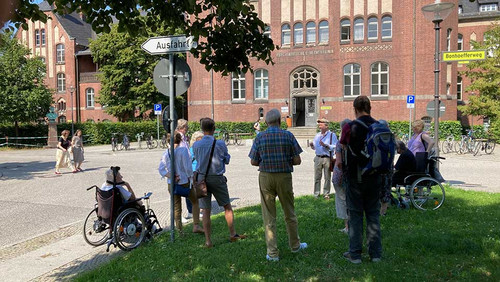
[193,227,204,234]
[230,234,247,242]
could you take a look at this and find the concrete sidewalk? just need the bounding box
[0,140,499,281]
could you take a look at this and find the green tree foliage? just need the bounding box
[10,0,276,75]
[0,31,52,134]
[460,23,500,123]
[89,23,180,121]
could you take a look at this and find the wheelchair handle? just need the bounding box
[86,185,99,191]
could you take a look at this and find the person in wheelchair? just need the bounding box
[392,141,417,187]
[101,167,143,209]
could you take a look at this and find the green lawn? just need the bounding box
[77,187,500,281]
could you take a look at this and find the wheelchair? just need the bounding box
[391,152,446,211]
[83,169,162,251]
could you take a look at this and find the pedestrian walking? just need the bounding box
[332,118,351,234]
[248,109,307,262]
[71,129,84,171]
[309,118,338,199]
[253,119,261,135]
[193,117,246,248]
[55,130,76,174]
[340,96,383,264]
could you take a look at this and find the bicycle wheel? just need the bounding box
[409,177,445,211]
[473,141,482,156]
[485,140,496,154]
[223,132,230,146]
[119,144,124,150]
[147,141,153,150]
[113,208,147,251]
[83,208,110,246]
[441,141,450,154]
[152,140,158,148]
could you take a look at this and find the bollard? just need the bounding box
[306,139,309,148]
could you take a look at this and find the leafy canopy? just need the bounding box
[0,31,53,125]
[459,23,500,122]
[11,0,276,75]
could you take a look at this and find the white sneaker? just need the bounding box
[291,242,308,253]
[184,212,193,220]
[266,254,279,262]
[339,227,348,234]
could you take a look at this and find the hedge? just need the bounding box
[0,119,497,146]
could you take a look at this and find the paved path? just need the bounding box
[0,140,499,281]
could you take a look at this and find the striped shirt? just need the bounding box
[248,126,303,173]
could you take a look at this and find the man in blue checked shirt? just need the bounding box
[309,118,338,200]
[249,109,308,262]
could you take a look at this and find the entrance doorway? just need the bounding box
[293,96,317,127]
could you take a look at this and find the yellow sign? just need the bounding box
[442,50,486,62]
[458,61,470,64]
[320,106,332,110]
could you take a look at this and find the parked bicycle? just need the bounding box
[159,134,168,149]
[120,134,130,151]
[455,129,475,154]
[472,137,496,156]
[440,135,454,154]
[111,133,119,152]
[146,135,158,150]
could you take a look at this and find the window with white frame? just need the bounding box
[292,68,319,90]
[480,4,498,12]
[254,69,269,99]
[447,29,452,51]
[232,72,245,101]
[381,16,392,39]
[281,24,291,45]
[458,33,463,51]
[341,19,351,42]
[56,44,65,63]
[368,17,378,40]
[294,22,303,45]
[35,29,40,46]
[371,62,389,95]
[86,88,95,108]
[458,5,463,14]
[354,18,364,42]
[57,73,65,92]
[306,22,316,44]
[457,76,462,100]
[41,29,45,46]
[264,26,271,38]
[319,20,329,43]
[343,64,361,96]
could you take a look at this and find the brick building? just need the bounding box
[15,1,115,123]
[186,0,497,128]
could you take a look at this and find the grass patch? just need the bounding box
[77,187,500,281]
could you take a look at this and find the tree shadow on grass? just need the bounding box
[75,189,500,281]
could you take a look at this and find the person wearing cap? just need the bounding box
[309,118,338,200]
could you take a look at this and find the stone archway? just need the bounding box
[290,66,320,127]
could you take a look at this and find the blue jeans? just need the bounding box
[346,174,383,260]
[185,198,193,213]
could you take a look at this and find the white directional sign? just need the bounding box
[407,95,415,108]
[141,36,197,55]
[154,104,162,115]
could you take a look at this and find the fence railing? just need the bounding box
[0,135,91,148]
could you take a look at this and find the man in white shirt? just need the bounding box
[309,118,338,199]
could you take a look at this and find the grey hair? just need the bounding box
[340,118,351,128]
[176,119,188,130]
[265,109,281,125]
[105,169,116,182]
[190,131,204,146]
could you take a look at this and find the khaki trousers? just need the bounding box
[168,183,200,230]
[313,156,331,196]
[259,172,300,258]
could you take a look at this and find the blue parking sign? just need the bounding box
[154,104,162,115]
[407,95,415,104]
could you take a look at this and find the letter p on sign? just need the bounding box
[407,95,415,108]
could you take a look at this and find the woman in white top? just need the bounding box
[159,131,203,234]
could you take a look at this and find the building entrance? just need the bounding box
[293,96,317,127]
[290,66,320,127]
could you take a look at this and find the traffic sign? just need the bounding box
[153,57,192,96]
[406,95,415,108]
[442,50,486,62]
[141,36,197,55]
[154,104,162,115]
[426,100,446,118]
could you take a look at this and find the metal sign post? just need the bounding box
[154,104,162,140]
[168,54,176,243]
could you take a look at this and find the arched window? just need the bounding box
[57,73,65,92]
[447,29,452,51]
[231,72,246,101]
[371,62,389,95]
[354,18,364,42]
[58,115,66,123]
[56,44,65,63]
[382,16,392,39]
[343,64,361,96]
[458,33,463,51]
[254,69,269,99]
[457,76,463,100]
[341,19,351,42]
[294,22,303,45]
[86,88,95,108]
[281,24,291,45]
[368,17,378,40]
[292,68,319,91]
[57,99,66,111]
[319,20,329,43]
[306,22,316,44]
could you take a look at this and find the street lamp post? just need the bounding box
[422,0,454,156]
[69,86,75,136]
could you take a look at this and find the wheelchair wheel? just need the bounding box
[113,208,147,251]
[409,177,445,211]
[83,208,110,246]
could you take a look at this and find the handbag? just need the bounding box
[173,183,191,197]
[193,139,217,198]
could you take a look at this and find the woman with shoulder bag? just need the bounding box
[158,131,204,234]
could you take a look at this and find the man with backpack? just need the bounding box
[340,96,394,264]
